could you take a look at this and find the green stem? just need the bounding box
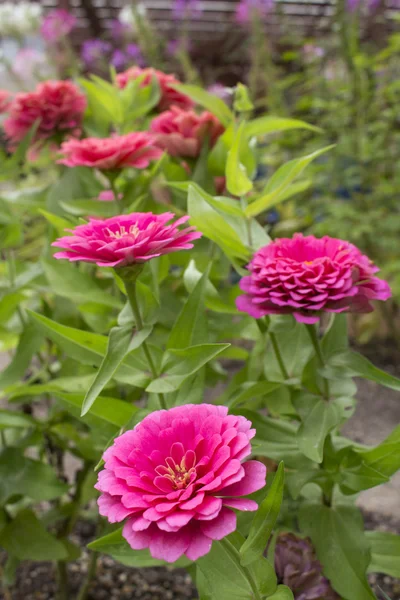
[124,279,167,410]
[109,178,123,214]
[255,319,289,380]
[240,197,253,248]
[76,551,98,600]
[55,561,68,600]
[305,323,330,400]
[220,538,262,600]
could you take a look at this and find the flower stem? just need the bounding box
[76,551,98,600]
[124,279,167,410]
[220,538,262,600]
[269,331,290,381]
[305,323,330,400]
[55,561,68,600]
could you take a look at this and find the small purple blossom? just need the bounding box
[207,83,233,105]
[235,0,274,24]
[126,43,145,66]
[109,18,130,40]
[166,38,191,57]
[81,39,112,68]
[303,44,325,62]
[111,49,128,70]
[41,8,77,43]
[173,0,202,20]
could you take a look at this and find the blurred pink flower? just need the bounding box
[58,132,162,170]
[52,212,201,268]
[150,106,224,158]
[41,9,77,43]
[116,66,194,112]
[0,90,11,114]
[98,190,119,202]
[4,80,86,147]
[235,0,274,24]
[236,234,391,324]
[95,404,266,562]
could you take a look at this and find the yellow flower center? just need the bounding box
[105,224,139,239]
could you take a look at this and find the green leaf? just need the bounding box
[295,397,341,463]
[172,83,233,126]
[0,448,68,503]
[188,184,250,262]
[249,179,312,214]
[245,146,334,218]
[42,258,121,308]
[82,325,152,416]
[56,393,136,428]
[88,528,190,567]
[366,531,400,578]
[0,510,67,561]
[167,266,210,350]
[146,343,230,393]
[240,462,284,566]
[322,314,348,359]
[38,209,73,235]
[0,323,43,391]
[60,198,117,218]
[267,585,294,600]
[326,351,400,391]
[226,122,253,196]
[0,410,36,430]
[299,504,375,600]
[246,116,321,138]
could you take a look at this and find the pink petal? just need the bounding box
[200,507,237,540]
[219,460,266,497]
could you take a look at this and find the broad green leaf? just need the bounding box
[0,291,26,325]
[0,324,43,391]
[38,209,73,234]
[0,448,68,503]
[167,266,210,350]
[27,311,149,388]
[60,198,117,218]
[326,351,400,391]
[172,83,233,126]
[0,410,36,430]
[42,258,121,308]
[240,462,284,566]
[265,317,314,381]
[246,116,321,138]
[299,504,375,600]
[46,167,103,215]
[146,343,230,393]
[88,528,190,567]
[169,181,244,217]
[188,184,250,262]
[245,146,334,217]
[236,410,313,469]
[55,393,136,428]
[0,510,67,561]
[267,585,294,600]
[226,122,253,196]
[82,325,152,416]
[322,314,349,359]
[224,382,281,409]
[295,397,341,463]
[248,179,312,213]
[366,531,400,578]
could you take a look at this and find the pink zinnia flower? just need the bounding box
[95,404,266,562]
[52,212,201,268]
[150,107,224,158]
[116,66,194,112]
[98,190,119,202]
[58,133,163,170]
[41,8,77,43]
[236,234,391,324]
[0,90,11,114]
[4,80,86,147]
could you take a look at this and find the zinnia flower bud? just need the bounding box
[236,234,391,324]
[150,107,224,158]
[4,80,86,147]
[274,533,340,600]
[52,212,202,268]
[58,132,163,170]
[116,66,194,112]
[95,404,267,562]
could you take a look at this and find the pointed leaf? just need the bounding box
[296,398,341,463]
[226,122,253,196]
[172,83,233,126]
[366,531,400,578]
[0,324,43,391]
[246,116,321,138]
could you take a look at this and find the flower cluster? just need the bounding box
[59,132,162,170]
[40,8,77,43]
[116,67,194,112]
[4,80,87,147]
[95,404,266,562]
[0,2,42,37]
[236,234,391,324]
[52,212,201,268]
[274,533,340,600]
[235,0,274,24]
[150,107,224,158]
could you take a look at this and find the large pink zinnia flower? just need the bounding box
[95,404,266,562]
[236,234,391,324]
[116,66,194,112]
[150,106,224,158]
[52,212,201,268]
[3,80,86,147]
[58,133,163,170]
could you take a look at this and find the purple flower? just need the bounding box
[235,0,274,24]
[109,18,130,40]
[166,38,191,57]
[111,49,128,70]
[346,0,360,11]
[303,44,325,62]
[81,39,112,68]
[126,43,145,66]
[41,9,77,43]
[207,83,232,105]
[173,0,202,20]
